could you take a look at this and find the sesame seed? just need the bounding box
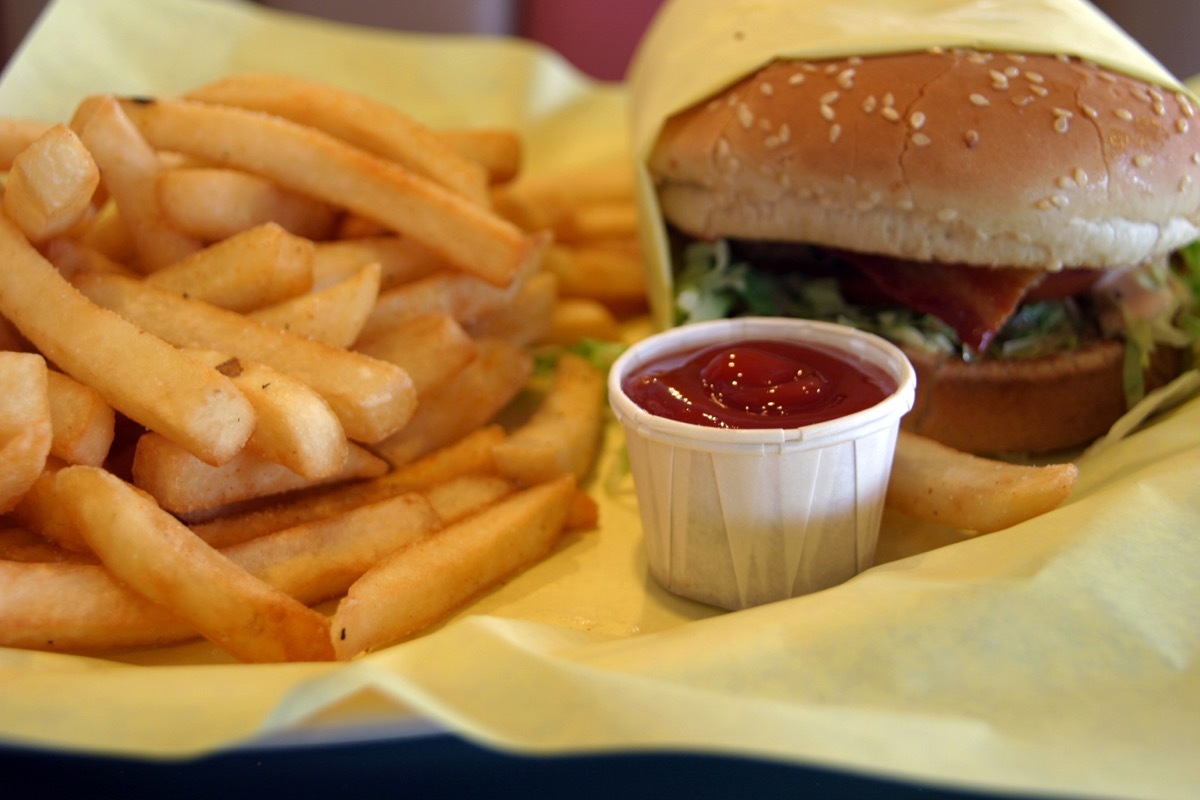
[1074,167,1089,185]
[1181,175,1193,192]
[765,135,781,149]
[716,138,731,158]
[1080,103,1099,119]
[758,117,772,131]
[1192,153,1200,165]
[936,208,958,222]
[1178,118,1191,134]
[1004,66,1021,78]
[837,69,856,89]
[1177,93,1195,117]
[706,99,722,112]
[911,132,932,146]
[1025,71,1045,84]
[848,56,863,66]
[989,70,1010,89]
[969,93,990,107]
[1056,175,1074,189]
[1114,108,1134,121]
[881,107,902,122]
[823,63,839,75]
[788,73,806,86]
[1153,101,1166,116]
[882,92,895,107]
[909,111,927,130]
[1133,87,1153,103]
[1012,95,1035,108]
[1035,198,1054,210]
[829,123,842,143]
[778,123,790,143]
[1030,85,1049,97]
[820,104,836,121]
[1098,72,1117,84]
[862,95,878,113]
[736,103,755,128]
[1006,53,1027,63]
[760,82,774,96]
[1134,154,1153,168]
[820,90,840,105]
[1051,195,1069,208]
[964,129,980,147]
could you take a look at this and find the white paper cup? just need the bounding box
[609,317,916,610]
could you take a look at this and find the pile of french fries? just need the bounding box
[0,73,642,663]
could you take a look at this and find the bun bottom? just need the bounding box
[901,342,1181,455]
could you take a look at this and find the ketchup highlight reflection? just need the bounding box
[623,339,895,429]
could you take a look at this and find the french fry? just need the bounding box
[57,464,335,662]
[72,270,415,443]
[116,96,540,286]
[156,166,338,241]
[42,236,136,280]
[249,262,380,349]
[143,222,314,312]
[356,269,525,343]
[466,270,558,347]
[420,474,518,525]
[132,432,385,517]
[886,431,1079,533]
[370,339,533,467]
[311,235,444,291]
[2,123,100,243]
[0,525,92,564]
[46,369,115,466]
[0,221,255,464]
[332,474,576,658]
[186,73,491,205]
[353,312,478,396]
[0,352,53,513]
[8,458,90,552]
[185,349,348,481]
[542,296,624,345]
[493,352,607,485]
[71,95,201,271]
[381,423,506,489]
[541,241,648,310]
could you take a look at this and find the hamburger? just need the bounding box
[644,48,1200,454]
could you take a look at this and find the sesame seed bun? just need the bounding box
[649,50,1200,271]
[647,49,1200,454]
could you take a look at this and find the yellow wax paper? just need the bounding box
[1,2,1199,798]
[627,0,1195,328]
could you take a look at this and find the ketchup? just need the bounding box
[622,339,896,429]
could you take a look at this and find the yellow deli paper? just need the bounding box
[1,2,1200,798]
[627,0,1192,328]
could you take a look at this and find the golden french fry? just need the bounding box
[439,127,521,184]
[542,241,648,310]
[370,339,533,467]
[3,123,100,243]
[249,262,380,349]
[420,474,518,525]
[42,236,136,280]
[382,424,506,489]
[185,350,349,481]
[332,475,576,658]
[72,271,415,443]
[311,235,444,291]
[493,352,607,485]
[0,217,255,464]
[132,432,385,516]
[116,96,540,286]
[46,370,116,466]
[353,312,478,395]
[222,491,442,607]
[556,200,639,243]
[543,297,623,345]
[156,166,338,241]
[57,464,334,662]
[0,525,92,564]
[886,431,1079,533]
[76,198,136,263]
[186,73,491,205]
[9,458,90,552]
[495,156,636,232]
[0,117,51,169]
[144,222,314,312]
[0,352,53,513]
[72,95,201,270]
[357,269,524,343]
[467,271,558,347]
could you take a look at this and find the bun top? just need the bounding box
[648,49,1200,271]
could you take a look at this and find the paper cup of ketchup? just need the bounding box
[609,317,916,610]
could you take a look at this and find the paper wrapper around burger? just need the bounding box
[628,0,1193,329]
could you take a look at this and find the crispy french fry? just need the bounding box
[370,339,533,467]
[249,262,380,349]
[186,73,491,205]
[71,95,201,270]
[543,296,623,345]
[353,312,478,395]
[439,127,521,184]
[185,350,348,481]
[46,369,115,466]
[541,241,647,310]
[357,269,524,343]
[0,223,254,464]
[8,458,90,552]
[116,96,540,286]
[332,475,576,658]
[311,235,444,291]
[493,352,607,485]
[555,200,639,243]
[42,236,137,280]
[0,352,53,513]
[143,222,314,312]
[157,166,338,241]
[381,423,506,489]
[72,271,415,443]
[132,432,385,516]
[466,270,558,347]
[886,431,1079,533]
[57,464,335,662]
[3,123,100,243]
[0,525,92,564]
